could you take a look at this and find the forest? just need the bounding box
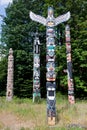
[0,0,87,98]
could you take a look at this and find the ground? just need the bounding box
[0,94,87,130]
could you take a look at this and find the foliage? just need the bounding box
[0,57,7,96]
[0,0,87,97]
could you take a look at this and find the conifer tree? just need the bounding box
[1,0,87,97]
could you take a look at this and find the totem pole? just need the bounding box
[65,25,75,104]
[29,7,70,125]
[6,48,14,101]
[33,31,41,102]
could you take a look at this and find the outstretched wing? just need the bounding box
[29,11,46,26]
[55,11,70,26]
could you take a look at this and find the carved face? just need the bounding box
[47,49,55,57]
[46,61,55,71]
[46,37,55,45]
[46,54,55,62]
[46,71,56,81]
[34,69,40,80]
[46,27,55,36]
[33,80,40,88]
[34,55,40,68]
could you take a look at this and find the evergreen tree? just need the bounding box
[1,0,87,98]
[1,0,45,97]
[0,57,7,96]
[43,0,87,97]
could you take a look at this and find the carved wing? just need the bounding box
[29,11,46,26]
[55,11,70,26]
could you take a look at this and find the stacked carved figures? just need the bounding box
[46,7,56,125]
[6,48,14,101]
[33,33,41,102]
[29,6,71,125]
[65,25,75,104]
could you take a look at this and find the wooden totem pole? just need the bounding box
[29,7,70,125]
[33,32,41,102]
[65,25,75,104]
[6,48,14,101]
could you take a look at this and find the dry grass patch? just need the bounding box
[0,95,87,130]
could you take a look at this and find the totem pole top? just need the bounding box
[29,7,70,27]
[9,48,13,55]
[47,7,54,18]
[65,24,70,30]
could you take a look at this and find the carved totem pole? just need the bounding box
[33,32,41,102]
[65,25,75,104]
[6,48,14,101]
[30,7,70,125]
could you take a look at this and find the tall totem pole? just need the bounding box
[65,25,75,104]
[6,48,14,101]
[30,7,70,125]
[33,32,41,102]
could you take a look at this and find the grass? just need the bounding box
[0,93,87,130]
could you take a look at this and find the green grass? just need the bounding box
[0,94,87,130]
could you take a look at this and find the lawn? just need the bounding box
[0,93,87,130]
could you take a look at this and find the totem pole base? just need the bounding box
[6,89,13,101]
[6,97,12,101]
[47,117,56,126]
[33,93,41,103]
[68,95,75,104]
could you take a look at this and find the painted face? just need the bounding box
[34,55,40,68]
[46,71,56,81]
[46,37,55,45]
[34,70,39,76]
[46,54,55,62]
[48,50,55,57]
[46,81,56,89]
[46,27,55,36]
[46,61,55,71]
[34,80,40,84]
[34,68,40,80]
[33,80,40,88]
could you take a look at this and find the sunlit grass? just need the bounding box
[0,93,87,130]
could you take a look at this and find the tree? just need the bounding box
[43,0,87,97]
[0,57,7,96]
[1,0,45,97]
[55,0,87,97]
[1,0,87,98]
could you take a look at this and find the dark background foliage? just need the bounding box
[0,0,87,98]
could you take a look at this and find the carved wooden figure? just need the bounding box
[33,33,41,102]
[6,48,14,101]
[65,25,75,104]
[30,7,70,125]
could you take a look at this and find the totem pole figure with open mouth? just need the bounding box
[30,7,71,125]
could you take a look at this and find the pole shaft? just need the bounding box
[6,48,14,101]
[65,25,75,104]
[46,7,56,125]
[33,36,41,102]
